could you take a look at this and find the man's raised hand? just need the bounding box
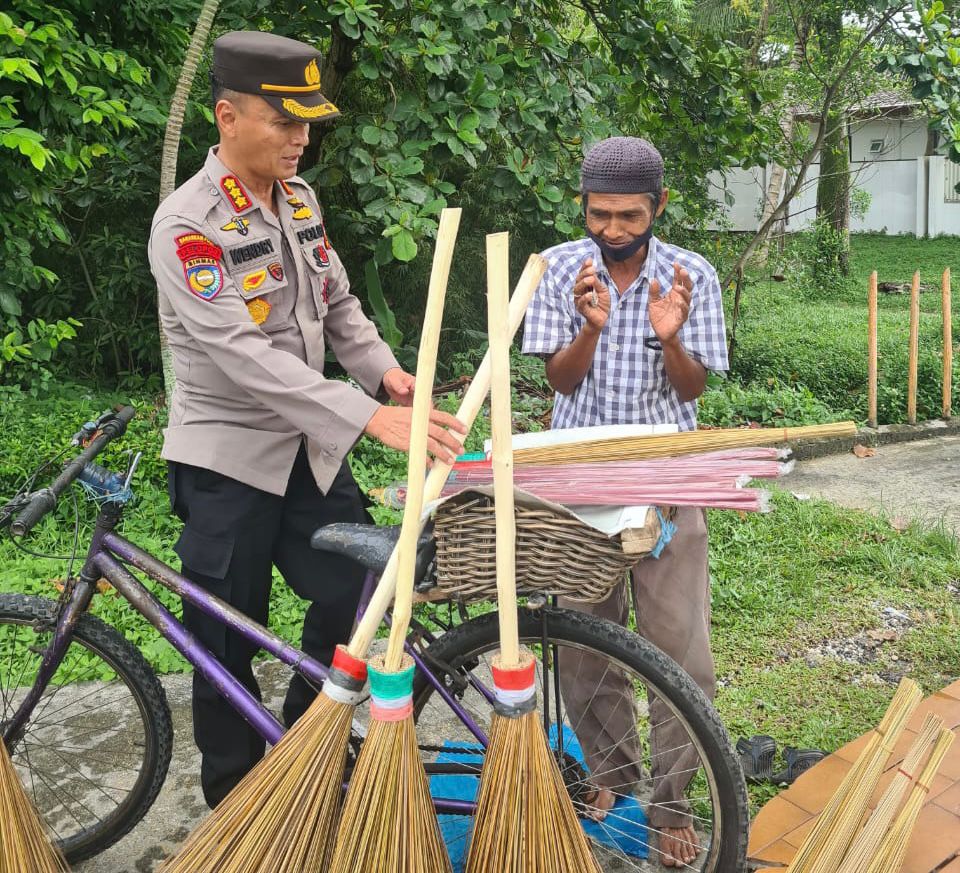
[573,258,611,332]
[649,261,692,344]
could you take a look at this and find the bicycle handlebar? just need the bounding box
[10,406,136,538]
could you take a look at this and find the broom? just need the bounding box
[0,739,70,872]
[463,231,602,873]
[862,726,955,873]
[836,711,944,873]
[160,207,472,872]
[513,421,857,466]
[785,677,922,873]
[325,211,458,873]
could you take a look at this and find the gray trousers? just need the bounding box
[558,507,715,829]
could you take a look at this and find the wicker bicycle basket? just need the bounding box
[432,490,646,603]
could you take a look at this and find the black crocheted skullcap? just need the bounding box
[580,136,664,195]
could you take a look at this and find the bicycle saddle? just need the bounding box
[310,523,436,584]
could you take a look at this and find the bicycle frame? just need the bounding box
[3,504,488,816]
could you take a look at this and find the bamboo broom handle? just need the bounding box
[486,232,520,667]
[348,254,547,660]
[944,267,952,419]
[383,208,461,670]
[908,270,920,425]
[868,270,878,428]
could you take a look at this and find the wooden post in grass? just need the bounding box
[943,267,952,419]
[868,271,878,428]
[907,271,920,425]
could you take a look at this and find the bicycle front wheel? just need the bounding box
[412,606,748,872]
[0,593,173,863]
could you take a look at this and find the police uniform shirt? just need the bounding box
[149,147,399,495]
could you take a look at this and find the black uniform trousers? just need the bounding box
[167,444,369,808]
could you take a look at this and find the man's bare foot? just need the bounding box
[582,785,616,821]
[658,825,701,867]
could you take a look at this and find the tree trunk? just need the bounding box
[157,0,222,406]
[755,38,802,266]
[814,9,850,276]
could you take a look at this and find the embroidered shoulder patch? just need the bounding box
[247,297,272,325]
[175,233,223,301]
[220,175,252,213]
[243,269,267,292]
[221,218,250,236]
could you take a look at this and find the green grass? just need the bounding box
[709,489,960,813]
[729,233,959,424]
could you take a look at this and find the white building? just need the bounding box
[709,92,960,237]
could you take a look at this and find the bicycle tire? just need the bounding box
[0,593,173,863]
[412,606,748,872]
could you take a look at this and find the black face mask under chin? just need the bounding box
[587,226,653,262]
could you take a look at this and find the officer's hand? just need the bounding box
[382,367,416,407]
[649,262,692,345]
[364,406,467,466]
[573,258,611,332]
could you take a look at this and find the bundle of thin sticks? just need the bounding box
[786,677,921,873]
[0,741,70,873]
[463,231,601,872]
[435,447,791,510]
[512,421,856,466]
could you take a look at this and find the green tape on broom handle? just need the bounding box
[347,254,548,660]
[368,662,415,699]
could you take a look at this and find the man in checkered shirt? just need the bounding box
[522,136,728,868]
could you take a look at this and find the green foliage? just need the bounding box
[0,317,81,393]
[811,216,853,288]
[881,0,960,163]
[698,376,848,427]
[0,5,144,317]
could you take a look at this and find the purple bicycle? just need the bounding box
[0,408,747,871]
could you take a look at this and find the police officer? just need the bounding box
[148,30,465,808]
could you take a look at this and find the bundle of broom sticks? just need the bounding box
[463,232,601,872]
[512,421,857,466]
[325,204,458,873]
[783,677,956,873]
[0,739,70,872]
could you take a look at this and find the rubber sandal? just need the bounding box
[736,735,777,783]
[772,746,826,784]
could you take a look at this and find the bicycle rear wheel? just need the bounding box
[0,593,173,863]
[412,606,748,872]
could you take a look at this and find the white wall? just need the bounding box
[929,156,960,237]
[707,121,960,237]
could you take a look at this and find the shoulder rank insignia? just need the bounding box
[220,175,252,213]
[287,196,313,221]
[175,233,223,301]
[268,262,284,281]
[247,297,272,325]
[243,269,267,292]
[221,218,251,236]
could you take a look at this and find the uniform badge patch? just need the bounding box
[243,269,267,292]
[268,262,284,281]
[313,243,330,269]
[175,233,224,301]
[321,277,330,304]
[220,175,252,213]
[247,297,272,325]
[221,218,251,236]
